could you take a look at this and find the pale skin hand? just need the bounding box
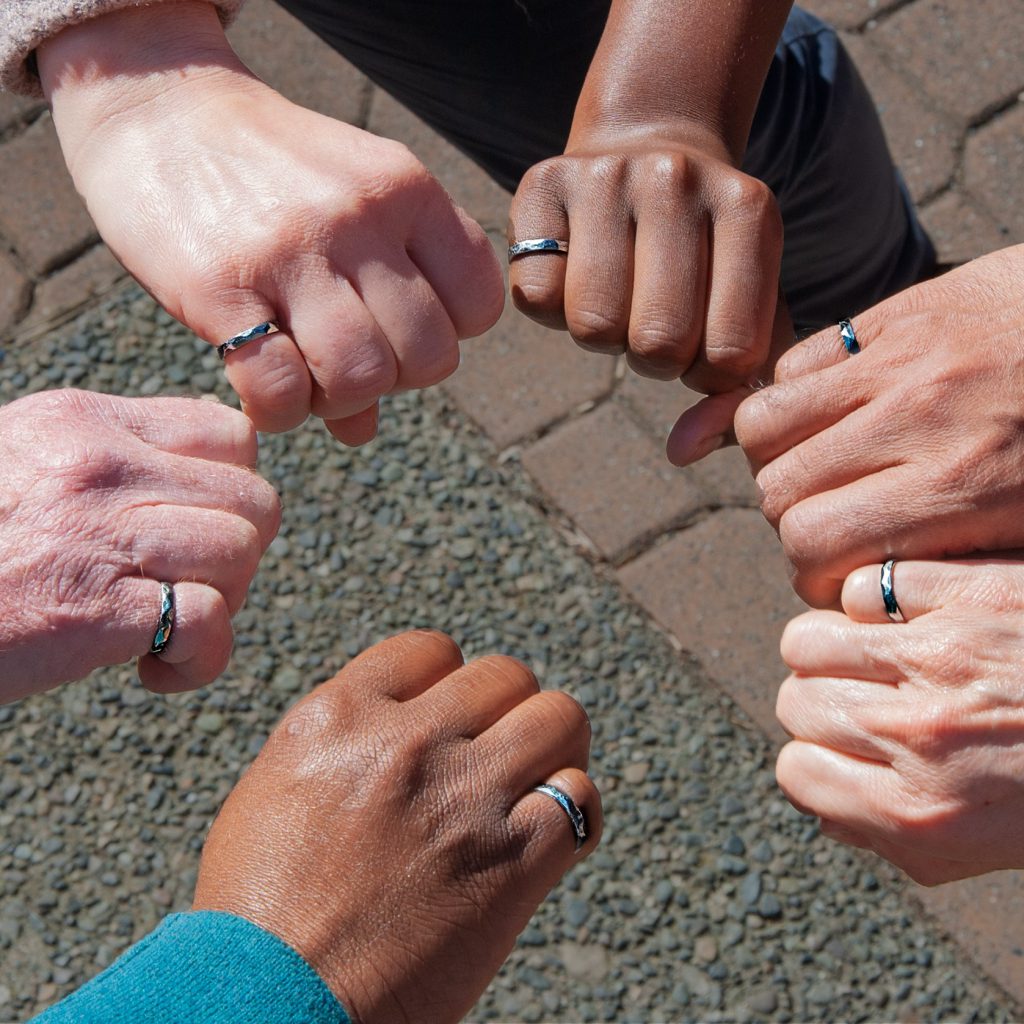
[194,630,602,1024]
[692,244,1024,608]
[776,559,1024,886]
[0,389,280,703]
[509,0,792,393]
[38,2,504,445]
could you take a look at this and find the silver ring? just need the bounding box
[217,321,280,360]
[508,238,569,261]
[880,559,905,623]
[533,783,587,851]
[150,582,176,654]
[839,319,860,355]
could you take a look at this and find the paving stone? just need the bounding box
[916,872,1024,1007]
[521,400,709,564]
[871,0,1024,123]
[366,90,511,232]
[0,251,31,335]
[964,104,1024,244]
[0,115,96,276]
[617,373,758,507]
[618,509,805,739]
[227,0,370,125]
[21,246,125,336]
[0,92,45,133]
[444,297,616,450]
[800,0,904,30]
[919,190,1010,265]
[842,35,958,202]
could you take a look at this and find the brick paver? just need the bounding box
[0,90,44,133]
[0,250,31,335]
[0,115,95,276]
[872,0,1024,123]
[21,245,125,338]
[802,0,905,30]
[521,401,710,564]
[964,103,1024,242]
[618,509,806,741]
[920,189,1011,264]
[444,288,617,449]
[842,34,958,202]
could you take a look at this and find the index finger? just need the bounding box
[104,394,260,467]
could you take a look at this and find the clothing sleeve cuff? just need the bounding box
[0,0,246,97]
[29,910,352,1024]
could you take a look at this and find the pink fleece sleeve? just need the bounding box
[0,0,246,96]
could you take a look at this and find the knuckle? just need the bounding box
[568,304,627,348]
[517,156,569,199]
[470,654,539,691]
[628,317,691,369]
[646,151,696,192]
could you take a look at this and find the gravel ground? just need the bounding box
[0,286,1019,1023]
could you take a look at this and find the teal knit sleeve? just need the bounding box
[29,910,352,1024]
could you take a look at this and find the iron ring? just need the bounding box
[217,321,280,360]
[508,238,569,261]
[533,783,587,852]
[880,559,905,623]
[150,582,176,655]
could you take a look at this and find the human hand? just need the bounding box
[776,558,1024,885]
[723,246,1024,607]
[39,2,503,446]
[0,389,279,702]
[193,630,602,1024]
[509,129,784,393]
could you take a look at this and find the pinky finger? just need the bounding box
[324,403,380,447]
[137,582,234,693]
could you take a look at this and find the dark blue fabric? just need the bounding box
[273,1,934,329]
[29,911,351,1024]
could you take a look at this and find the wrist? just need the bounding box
[39,1,250,165]
[566,116,735,167]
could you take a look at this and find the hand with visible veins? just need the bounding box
[668,246,1024,607]
[776,558,1024,885]
[194,630,602,1024]
[0,389,280,703]
[38,1,504,446]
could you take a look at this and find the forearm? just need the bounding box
[38,1,252,169]
[0,0,244,98]
[570,0,795,162]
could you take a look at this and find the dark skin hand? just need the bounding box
[195,631,602,1024]
[510,0,794,393]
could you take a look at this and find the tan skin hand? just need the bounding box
[776,559,1024,885]
[0,389,280,702]
[194,631,602,1024]
[732,245,1024,608]
[39,2,503,446]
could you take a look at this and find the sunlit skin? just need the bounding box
[195,630,602,1024]
[0,389,279,701]
[776,559,1024,885]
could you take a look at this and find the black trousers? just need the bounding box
[275,1,935,328]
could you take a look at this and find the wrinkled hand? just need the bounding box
[194,631,602,1024]
[776,558,1024,886]
[41,3,503,445]
[0,390,279,702]
[725,245,1024,607]
[509,131,784,393]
